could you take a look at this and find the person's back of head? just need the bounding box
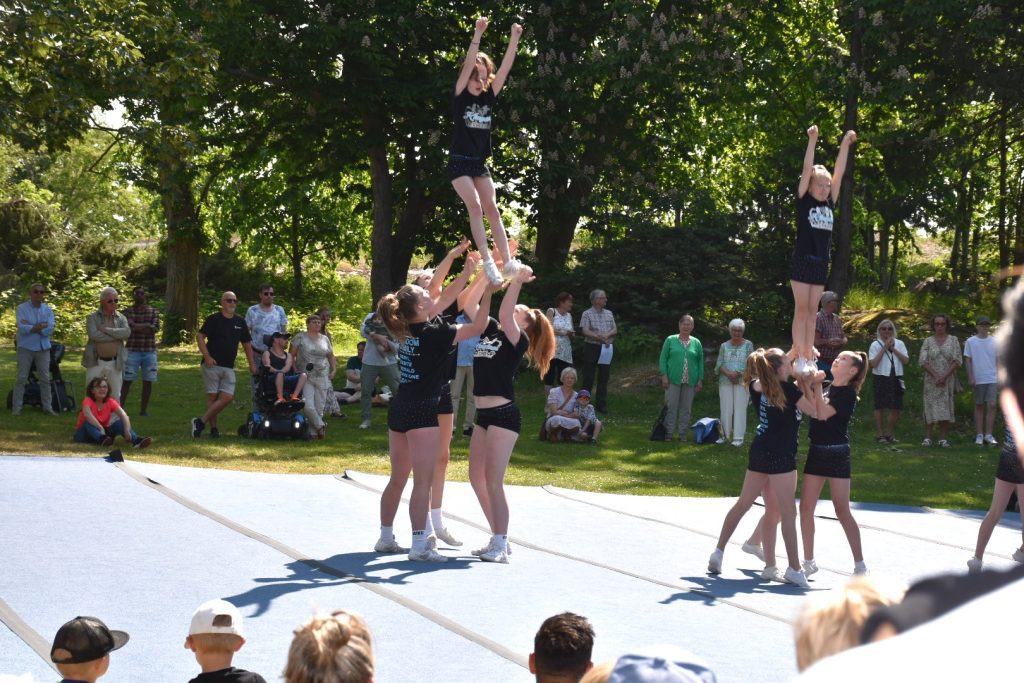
[51,616,129,683]
[531,612,595,682]
[185,599,250,674]
[284,609,374,683]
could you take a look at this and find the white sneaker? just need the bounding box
[434,526,463,547]
[801,559,819,577]
[1013,549,1024,564]
[374,538,404,553]
[741,542,765,562]
[408,547,448,562]
[708,549,724,574]
[761,566,784,582]
[793,357,806,375]
[427,534,437,550]
[715,437,727,445]
[984,434,998,446]
[482,259,503,285]
[501,258,521,278]
[853,562,869,576]
[471,539,495,556]
[479,546,510,563]
[967,556,983,575]
[784,567,810,588]
[359,420,371,429]
[976,434,984,446]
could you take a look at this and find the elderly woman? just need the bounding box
[579,289,616,413]
[291,314,337,439]
[919,313,962,447]
[318,307,344,418]
[714,318,754,446]
[544,292,576,391]
[869,318,910,443]
[545,367,581,442]
[659,314,704,442]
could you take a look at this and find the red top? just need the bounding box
[76,397,121,430]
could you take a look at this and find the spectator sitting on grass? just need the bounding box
[336,341,366,405]
[185,598,266,683]
[51,615,129,683]
[74,377,151,449]
[284,609,373,683]
[573,390,602,444]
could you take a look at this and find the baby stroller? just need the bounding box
[6,341,76,413]
[238,366,307,439]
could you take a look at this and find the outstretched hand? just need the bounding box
[448,238,471,260]
[515,264,535,283]
[843,130,857,145]
[510,23,523,39]
[807,125,819,139]
[475,17,489,33]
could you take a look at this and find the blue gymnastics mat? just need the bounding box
[2,455,1020,682]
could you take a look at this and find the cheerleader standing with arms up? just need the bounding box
[450,17,523,285]
[469,264,555,562]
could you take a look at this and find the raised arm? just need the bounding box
[455,17,488,95]
[499,265,534,346]
[458,266,490,321]
[454,285,498,343]
[490,23,523,96]
[797,125,818,199]
[430,251,479,317]
[830,130,857,203]
[428,239,472,301]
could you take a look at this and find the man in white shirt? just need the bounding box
[964,315,998,445]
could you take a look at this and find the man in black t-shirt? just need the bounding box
[191,291,256,438]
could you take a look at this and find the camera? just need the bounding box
[306,363,314,372]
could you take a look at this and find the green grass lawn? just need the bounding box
[0,345,1001,509]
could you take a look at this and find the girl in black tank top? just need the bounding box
[261,333,306,403]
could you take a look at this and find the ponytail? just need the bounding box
[849,351,869,396]
[522,308,556,379]
[376,286,419,341]
[749,348,787,409]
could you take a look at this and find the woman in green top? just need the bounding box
[659,314,704,441]
[715,318,754,446]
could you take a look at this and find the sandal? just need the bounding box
[938,439,951,448]
[921,438,933,446]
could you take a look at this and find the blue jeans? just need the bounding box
[74,418,137,444]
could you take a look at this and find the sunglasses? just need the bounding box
[223,298,238,303]
[105,298,119,303]
[262,291,275,296]
[31,289,46,294]
[880,327,893,331]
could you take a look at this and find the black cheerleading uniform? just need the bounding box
[804,384,857,479]
[388,317,457,433]
[996,433,1023,484]
[437,303,460,416]
[748,381,803,474]
[447,88,497,181]
[472,318,528,433]
[790,192,835,286]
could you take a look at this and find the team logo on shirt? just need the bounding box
[807,205,833,231]
[463,104,492,130]
[473,337,502,359]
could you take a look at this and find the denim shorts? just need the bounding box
[123,351,158,382]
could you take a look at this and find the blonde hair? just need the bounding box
[190,633,242,655]
[874,318,898,340]
[793,577,903,672]
[811,164,832,182]
[521,308,556,379]
[284,610,374,683]
[743,348,788,409]
[579,659,614,683]
[476,52,496,89]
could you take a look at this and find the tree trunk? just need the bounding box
[830,0,861,297]
[363,113,395,305]
[878,221,890,291]
[998,110,1009,271]
[290,210,304,295]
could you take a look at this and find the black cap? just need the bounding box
[270,331,291,339]
[51,616,129,664]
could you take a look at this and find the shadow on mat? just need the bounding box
[661,570,800,605]
[318,551,475,585]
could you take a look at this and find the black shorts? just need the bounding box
[996,446,1024,484]
[747,447,796,475]
[387,395,440,433]
[803,443,852,479]
[437,382,454,415]
[872,374,904,410]
[789,252,829,286]
[447,155,490,182]
[474,402,522,434]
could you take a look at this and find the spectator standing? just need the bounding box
[868,318,909,443]
[358,310,401,429]
[451,311,480,436]
[192,292,256,438]
[184,599,266,683]
[244,283,288,357]
[579,289,616,413]
[544,291,576,391]
[965,315,999,446]
[919,313,962,447]
[659,314,704,442]
[120,286,160,415]
[82,287,131,404]
[291,314,337,440]
[814,290,847,379]
[50,616,129,683]
[317,307,344,418]
[529,612,595,683]
[12,282,56,416]
[715,318,754,446]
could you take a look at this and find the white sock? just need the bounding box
[492,534,507,552]
[423,514,434,536]
[380,526,394,543]
[411,530,427,552]
[854,561,868,572]
[430,508,444,531]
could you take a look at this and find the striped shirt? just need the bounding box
[123,305,160,352]
[815,311,844,363]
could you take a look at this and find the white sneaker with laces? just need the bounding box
[741,542,765,562]
[482,259,503,285]
[501,258,521,278]
[374,538,404,553]
[761,566,784,582]
[434,527,463,547]
[472,539,495,556]
[967,556,983,575]
[708,549,724,574]
[975,434,984,446]
[984,434,998,446]
[793,357,806,375]
[408,547,448,562]
[783,567,810,588]
[427,534,437,550]
[801,559,819,577]
[479,546,509,563]
[715,437,727,445]
[359,420,371,429]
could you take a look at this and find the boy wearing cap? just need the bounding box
[184,599,266,683]
[573,390,602,444]
[51,615,129,683]
[965,315,999,446]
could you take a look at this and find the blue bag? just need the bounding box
[690,417,721,444]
